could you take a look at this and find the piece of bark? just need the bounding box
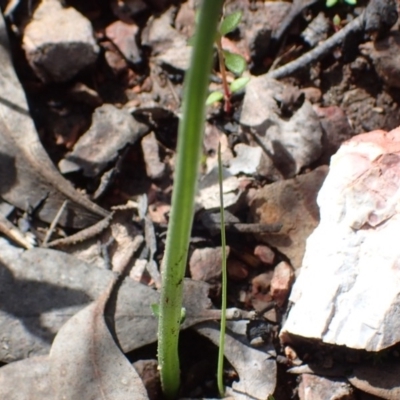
[250,166,328,269]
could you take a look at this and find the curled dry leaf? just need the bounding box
[0,271,149,399]
[0,238,227,362]
[0,11,108,229]
[194,321,277,400]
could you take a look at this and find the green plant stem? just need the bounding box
[216,38,232,113]
[157,1,224,399]
[217,143,227,397]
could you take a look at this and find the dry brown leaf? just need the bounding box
[49,275,149,399]
[0,275,149,399]
[0,238,225,362]
[194,321,277,400]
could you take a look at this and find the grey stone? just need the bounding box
[299,374,355,400]
[59,104,148,177]
[240,77,323,178]
[23,0,99,82]
[142,8,191,71]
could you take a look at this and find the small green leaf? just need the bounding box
[344,0,357,4]
[219,11,242,36]
[151,303,159,317]
[332,14,341,27]
[180,307,186,324]
[224,51,246,75]
[206,91,224,105]
[229,76,250,93]
[326,0,338,7]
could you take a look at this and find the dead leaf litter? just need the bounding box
[1,0,400,399]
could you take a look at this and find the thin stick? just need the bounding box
[45,213,113,248]
[0,213,35,249]
[267,11,365,80]
[42,200,68,246]
[216,39,232,114]
[217,142,227,397]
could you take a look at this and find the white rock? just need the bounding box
[23,0,99,82]
[281,127,400,351]
[196,167,243,210]
[228,143,263,175]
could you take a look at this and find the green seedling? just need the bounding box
[151,304,186,324]
[332,13,341,29]
[326,0,356,7]
[156,1,224,398]
[217,143,227,397]
[205,11,250,113]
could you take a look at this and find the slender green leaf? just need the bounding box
[217,143,227,397]
[206,90,224,105]
[332,14,341,27]
[326,0,338,7]
[224,51,246,75]
[229,76,250,93]
[157,1,224,398]
[219,11,242,36]
[344,0,357,5]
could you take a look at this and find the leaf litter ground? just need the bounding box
[1,0,400,399]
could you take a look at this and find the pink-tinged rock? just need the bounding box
[103,42,129,74]
[141,132,165,180]
[299,374,355,400]
[105,20,141,64]
[175,0,196,38]
[23,0,99,82]
[189,247,230,282]
[270,261,294,307]
[251,272,274,307]
[254,245,275,265]
[282,126,400,351]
